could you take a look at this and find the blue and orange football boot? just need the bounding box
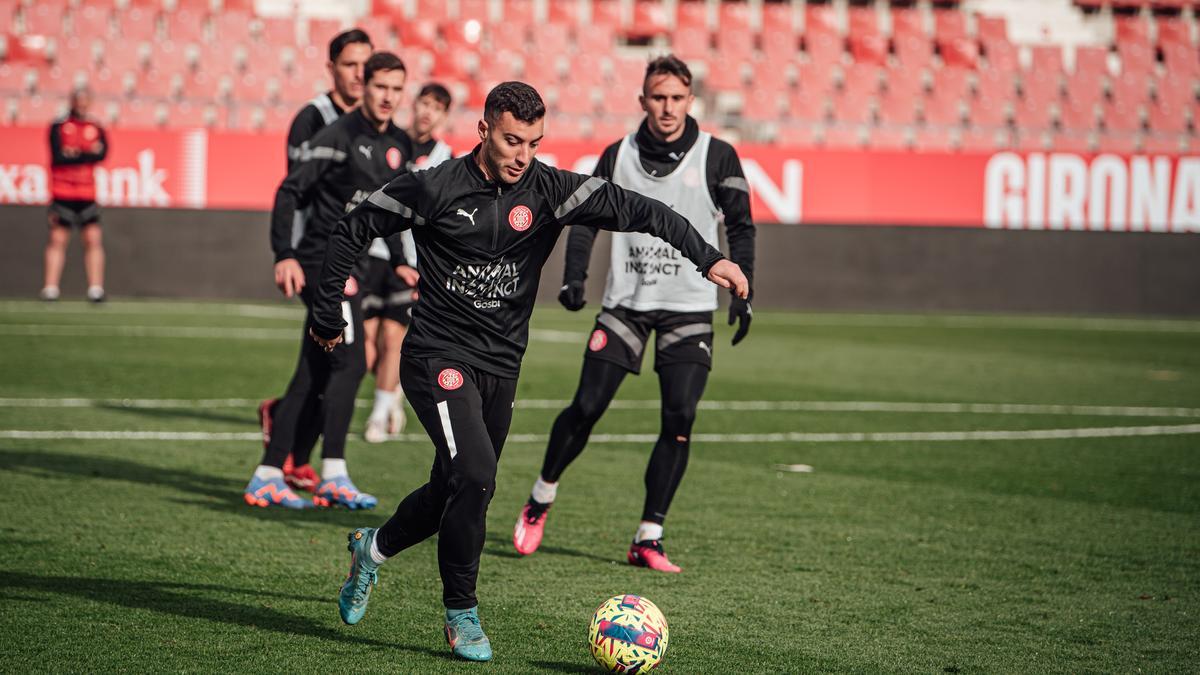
[316,475,378,510]
[445,607,492,661]
[338,527,380,625]
[243,475,313,509]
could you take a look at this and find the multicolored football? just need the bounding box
[588,594,669,673]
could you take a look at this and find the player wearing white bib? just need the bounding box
[361,83,454,443]
[513,56,756,572]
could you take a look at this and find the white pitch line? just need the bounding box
[1,397,1199,418]
[0,300,303,320]
[3,424,1200,443]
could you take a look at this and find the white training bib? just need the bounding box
[602,132,721,312]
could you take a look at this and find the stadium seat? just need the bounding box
[894,34,934,69]
[165,9,207,43]
[520,51,562,89]
[38,67,77,97]
[877,90,918,125]
[1059,100,1098,131]
[869,125,911,150]
[308,18,345,49]
[23,3,67,37]
[795,61,838,96]
[760,27,798,63]
[458,0,492,22]
[832,89,875,125]
[258,18,295,49]
[139,69,180,100]
[1116,43,1156,77]
[913,126,957,152]
[741,86,782,122]
[933,9,967,42]
[357,16,395,48]
[396,18,438,51]
[959,126,1008,152]
[969,96,1009,128]
[575,24,616,60]
[1141,132,1188,154]
[752,61,793,93]
[761,1,796,35]
[823,124,866,149]
[702,57,745,93]
[0,64,33,94]
[1103,101,1144,132]
[849,33,889,66]
[804,3,839,39]
[1014,128,1050,151]
[890,7,926,41]
[1156,17,1192,48]
[718,1,754,33]
[545,0,581,25]
[1146,98,1189,133]
[1110,72,1151,107]
[503,0,536,25]
[1064,71,1105,108]
[1114,15,1152,48]
[787,89,829,122]
[976,15,1007,45]
[628,0,669,39]
[591,0,625,31]
[775,123,821,147]
[1162,43,1200,79]
[16,95,61,124]
[172,100,214,128]
[551,82,596,116]
[118,98,163,128]
[117,6,160,42]
[716,26,756,62]
[412,0,454,23]
[805,33,844,67]
[982,38,1018,73]
[675,0,709,31]
[1072,45,1109,78]
[1052,130,1093,153]
[1014,95,1056,130]
[842,63,883,97]
[922,93,964,127]
[1097,130,1138,154]
[932,67,971,99]
[1155,72,1197,107]
[847,6,879,37]
[211,11,252,44]
[70,2,114,40]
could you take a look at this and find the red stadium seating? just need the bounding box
[850,33,888,66]
[804,3,839,39]
[923,93,964,127]
[869,125,911,150]
[890,7,926,41]
[877,90,918,125]
[676,0,709,32]
[894,34,934,69]
[787,89,829,122]
[805,33,844,67]
[848,6,879,37]
[914,126,957,152]
[718,1,753,33]
[976,15,1007,45]
[795,61,838,96]
[933,9,967,42]
[629,0,669,39]
[761,1,795,35]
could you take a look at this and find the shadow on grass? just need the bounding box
[95,402,255,427]
[0,571,444,657]
[483,533,615,564]
[0,449,383,528]
[529,659,605,673]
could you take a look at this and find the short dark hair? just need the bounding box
[644,54,693,91]
[364,51,406,83]
[483,81,545,124]
[329,28,372,62]
[418,82,453,111]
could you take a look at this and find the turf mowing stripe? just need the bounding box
[0,325,582,343]
[2,397,1199,418]
[4,424,1200,443]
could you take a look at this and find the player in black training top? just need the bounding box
[512,55,756,573]
[360,82,454,444]
[257,28,372,494]
[243,52,413,511]
[310,82,748,662]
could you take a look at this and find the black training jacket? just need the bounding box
[310,145,727,378]
[269,108,413,277]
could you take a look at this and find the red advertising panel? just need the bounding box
[1,125,1197,232]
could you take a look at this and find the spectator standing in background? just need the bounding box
[43,88,109,303]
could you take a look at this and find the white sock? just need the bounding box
[393,386,405,407]
[368,535,389,565]
[87,285,104,299]
[254,465,284,481]
[530,476,558,504]
[635,521,663,543]
[41,286,60,300]
[370,389,397,421]
[322,458,348,479]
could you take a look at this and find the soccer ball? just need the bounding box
[588,594,669,673]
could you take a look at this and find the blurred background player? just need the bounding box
[257,28,372,490]
[360,82,453,443]
[513,56,756,572]
[43,87,109,303]
[244,51,413,510]
[311,82,747,661]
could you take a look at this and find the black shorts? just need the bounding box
[49,200,100,228]
[583,307,714,375]
[361,256,415,325]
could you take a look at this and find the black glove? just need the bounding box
[558,280,586,311]
[728,296,752,346]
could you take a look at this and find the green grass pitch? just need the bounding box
[0,299,1197,673]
